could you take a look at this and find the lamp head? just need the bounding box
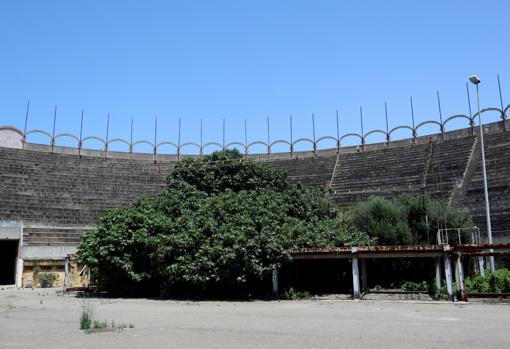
[469,75,481,85]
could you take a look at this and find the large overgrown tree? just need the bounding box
[77,150,372,297]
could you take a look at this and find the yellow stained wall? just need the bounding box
[22,259,88,289]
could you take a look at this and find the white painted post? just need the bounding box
[434,257,442,291]
[444,255,454,301]
[63,256,69,292]
[352,248,360,299]
[478,257,485,277]
[271,268,279,298]
[456,256,465,301]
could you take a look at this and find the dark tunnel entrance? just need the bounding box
[0,240,19,285]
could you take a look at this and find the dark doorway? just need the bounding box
[0,240,18,285]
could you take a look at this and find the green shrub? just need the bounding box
[281,287,311,300]
[37,272,58,288]
[400,281,429,292]
[465,268,510,293]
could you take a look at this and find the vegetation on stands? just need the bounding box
[77,150,373,298]
[351,195,473,245]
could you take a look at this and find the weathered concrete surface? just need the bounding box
[0,289,509,349]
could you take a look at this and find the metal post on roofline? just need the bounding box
[79,109,84,157]
[336,110,340,152]
[129,117,133,158]
[105,113,110,159]
[153,117,158,163]
[200,118,203,158]
[360,106,365,150]
[289,115,294,158]
[437,90,445,140]
[177,118,182,160]
[497,74,506,130]
[244,118,248,158]
[222,118,226,150]
[51,106,57,152]
[23,100,30,148]
[266,116,271,157]
[312,113,316,155]
[410,96,417,141]
[385,102,390,146]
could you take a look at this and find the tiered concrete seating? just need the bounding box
[265,155,337,188]
[330,136,477,207]
[460,131,510,242]
[0,147,172,245]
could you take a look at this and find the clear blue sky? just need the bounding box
[0,1,508,153]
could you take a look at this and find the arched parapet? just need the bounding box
[203,142,224,154]
[338,133,363,142]
[25,129,53,144]
[292,138,315,153]
[364,129,388,143]
[156,141,178,152]
[415,120,442,137]
[106,138,131,152]
[443,114,471,128]
[473,107,505,123]
[269,140,291,154]
[0,126,24,149]
[55,133,80,143]
[225,141,247,154]
[179,142,201,155]
[247,141,269,154]
[389,125,414,139]
[131,140,155,154]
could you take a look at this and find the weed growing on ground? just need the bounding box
[281,287,312,300]
[79,301,134,333]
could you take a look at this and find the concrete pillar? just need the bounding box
[455,256,465,301]
[478,257,485,277]
[64,257,70,292]
[352,253,360,300]
[434,257,442,291]
[443,254,454,301]
[271,268,278,298]
[360,258,368,292]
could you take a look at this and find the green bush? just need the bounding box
[465,268,510,293]
[37,272,58,288]
[77,150,373,297]
[400,280,429,292]
[352,194,473,245]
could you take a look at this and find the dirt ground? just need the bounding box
[0,288,509,349]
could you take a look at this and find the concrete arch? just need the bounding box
[364,129,388,140]
[269,140,291,152]
[339,133,363,142]
[443,114,472,128]
[316,136,338,148]
[225,141,247,151]
[179,142,201,153]
[0,126,23,136]
[25,130,52,143]
[54,133,80,146]
[415,120,442,133]
[389,125,414,138]
[202,142,224,152]
[156,141,178,152]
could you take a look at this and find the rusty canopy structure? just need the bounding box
[287,243,510,301]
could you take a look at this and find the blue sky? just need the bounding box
[0,1,508,153]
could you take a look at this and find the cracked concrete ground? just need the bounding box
[0,288,509,349]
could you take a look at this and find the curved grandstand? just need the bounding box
[0,113,509,287]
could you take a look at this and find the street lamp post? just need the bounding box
[469,75,495,272]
